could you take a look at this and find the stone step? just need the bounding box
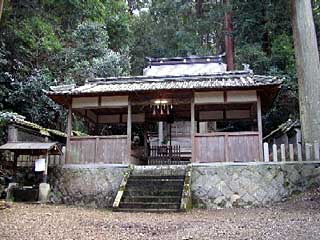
[122,195,181,203]
[113,208,181,213]
[125,183,183,191]
[124,189,182,197]
[113,165,189,212]
[129,175,185,180]
[119,202,180,209]
[131,165,187,177]
[126,179,184,187]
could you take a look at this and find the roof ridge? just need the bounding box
[88,70,252,84]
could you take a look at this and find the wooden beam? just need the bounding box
[65,102,73,164]
[191,95,196,162]
[126,100,132,164]
[257,94,263,161]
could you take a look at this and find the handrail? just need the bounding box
[70,135,127,140]
[195,131,259,137]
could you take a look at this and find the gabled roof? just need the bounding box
[0,142,62,155]
[0,112,83,138]
[264,119,301,140]
[46,71,282,96]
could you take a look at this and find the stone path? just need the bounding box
[1,188,320,240]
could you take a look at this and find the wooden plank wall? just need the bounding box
[69,136,128,164]
[194,132,260,163]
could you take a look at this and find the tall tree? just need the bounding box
[0,0,3,21]
[291,0,320,143]
[224,0,235,70]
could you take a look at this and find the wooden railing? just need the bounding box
[148,145,187,165]
[263,141,320,162]
[68,135,128,164]
[194,132,261,163]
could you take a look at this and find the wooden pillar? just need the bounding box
[257,94,263,161]
[127,100,132,164]
[191,95,196,162]
[158,122,163,145]
[65,101,73,164]
[43,152,49,183]
[12,153,18,182]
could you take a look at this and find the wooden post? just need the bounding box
[289,144,294,161]
[65,101,73,164]
[127,100,132,164]
[95,137,99,163]
[314,141,319,161]
[224,133,229,162]
[257,95,263,161]
[272,144,278,162]
[280,144,286,162]
[191,95,196,162]
[297,143,302,161]
[305,143,312,161]
[43,152,49,183]
[158,122,163,145]
[263,142,269,162]
[12,153,18,182]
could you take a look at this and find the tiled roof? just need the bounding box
[0,111,84,138]
[263,119,300,140]
[47,71,282,96]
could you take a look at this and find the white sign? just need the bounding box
[35,158,46,172]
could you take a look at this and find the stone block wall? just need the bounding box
[48,164,128,208]
[47,162,320,209]
[191,162,320,209]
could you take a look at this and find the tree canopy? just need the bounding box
[0,0,319,135]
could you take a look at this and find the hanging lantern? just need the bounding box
[151,98,173,116]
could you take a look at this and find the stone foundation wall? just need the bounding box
[48,164,128,208]
[48,162,320,209]
[191,161,320,208]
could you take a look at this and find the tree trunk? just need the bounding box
[223,0,235,71]
[196,0,204,18]
[0,0,4,21]
[291,0,320,143]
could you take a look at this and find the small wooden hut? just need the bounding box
[47,56,282,165]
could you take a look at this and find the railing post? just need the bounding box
[297,143,302,161]
[305,143,312,161]
[280,144,286,162]
[95,137,99,163]
[272,144,278,162]
[289,144,294,161]
[314,141,320,161]
[263,142,269,162]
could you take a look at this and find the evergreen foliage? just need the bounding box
[0,0,318,135]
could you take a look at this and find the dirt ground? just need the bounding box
[1,189,320,240]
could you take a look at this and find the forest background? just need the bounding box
[0,0,319,141]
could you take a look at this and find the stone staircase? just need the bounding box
[113,165,191,212]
